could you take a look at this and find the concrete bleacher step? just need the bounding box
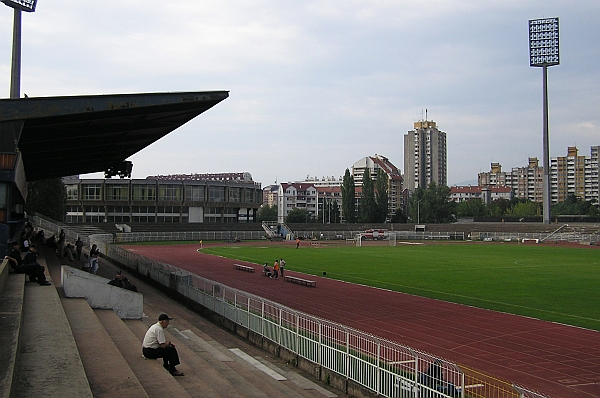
[93,309,192,398]
[134,300,336,398]
[127,315,325,398]
[0,272,25,398]
[60,297,149,398]
[12,279,93,398]
[47,245,337,398]
[125,319,228,397]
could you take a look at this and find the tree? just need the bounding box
[318,198,340,224]
[409,182,455,223]
[341,168,357,223]
[286,208,313,223]
[552,194,599,216]
[506,201,539,217]
[26,178,65,221]
[486,198,511,217]
[456,199,487,218]
[389,209,408,223]
[257,205,277,222]
[374,168,389,222]
[359,168,376,223]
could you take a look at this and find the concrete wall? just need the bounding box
[61,266,142,319]
[0,259,9,293]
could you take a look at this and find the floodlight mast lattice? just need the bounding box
[2,0,38,99]
[529,17,559,225]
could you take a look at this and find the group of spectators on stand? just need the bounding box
[4,223,106,283]
[5,240,51,286]
[10,223,184,379]
[5,222,51,286]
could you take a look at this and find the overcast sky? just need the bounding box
[1,1,599,186]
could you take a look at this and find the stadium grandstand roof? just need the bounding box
[0,91,228,180]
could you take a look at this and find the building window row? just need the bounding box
[66,182,260,204]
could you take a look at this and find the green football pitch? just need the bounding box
[202,242,600,331]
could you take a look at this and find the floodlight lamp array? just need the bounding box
[529,17,559,67]
[1,0,37,12]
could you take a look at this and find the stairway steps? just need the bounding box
[0,272,25,398]
[126,318,234,397]
[94,309,192,398]
[61,297,148,398]
[138,299,333,398]
[13,276,92,398]
[38,243,338,398]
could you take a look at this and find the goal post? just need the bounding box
[355,234,362,247]
[388,232,396,247]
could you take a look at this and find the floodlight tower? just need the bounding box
[529,17,559,225]
[2,0,38,99]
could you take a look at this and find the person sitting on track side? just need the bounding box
[263,263,273,278]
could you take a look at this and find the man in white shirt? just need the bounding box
[142,314,184,376]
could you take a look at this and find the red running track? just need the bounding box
[124,242,600,398]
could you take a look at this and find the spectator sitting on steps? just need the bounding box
[63,243,76,262]
[5,242,51,286]
[107,270,138,292]
[46,235,57,252]
[142,314,184,377]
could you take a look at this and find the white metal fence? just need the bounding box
[114,230,266,243]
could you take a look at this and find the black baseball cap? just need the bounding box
[158,314,173,321]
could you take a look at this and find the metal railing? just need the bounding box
[114,230,266,243]
[476,231,599,244]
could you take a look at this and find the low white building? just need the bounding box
[450,185,513,204]
[277,183,318,223]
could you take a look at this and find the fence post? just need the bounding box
[278,307,282,345]
[345,328,349,378]
[295,313,300,356]
[261,301,265,337]
[376,340,381,395]
[318,322,322,367]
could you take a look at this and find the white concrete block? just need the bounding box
[61,266,143,319]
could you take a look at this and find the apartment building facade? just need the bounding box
[277,183,318,223]
[551,146,600,204]
[403,120,447,192]
[63,173,262,224]
[478,146,600,204]
[352,155,403,219]
[262,184,279,207]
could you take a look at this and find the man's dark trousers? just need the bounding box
[142,346,180,372]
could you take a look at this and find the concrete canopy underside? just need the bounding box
[0,91,229,180]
